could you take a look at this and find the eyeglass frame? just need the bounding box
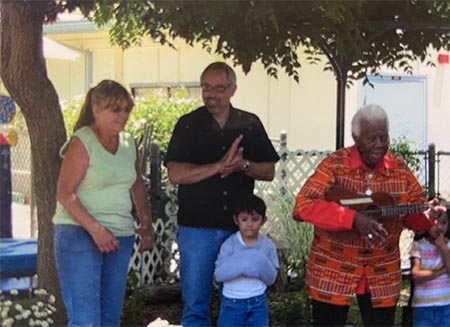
[109,104,133,114]
[200,83,233,94]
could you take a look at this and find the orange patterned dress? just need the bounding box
[293,145,428,307]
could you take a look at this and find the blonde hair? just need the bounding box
[73,80,134,132]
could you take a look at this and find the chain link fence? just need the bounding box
[0,129,32,203]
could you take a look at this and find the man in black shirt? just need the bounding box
[165,62,280,327]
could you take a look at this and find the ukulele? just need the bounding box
[320,188,441,242]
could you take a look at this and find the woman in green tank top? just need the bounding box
[53,80,155,327]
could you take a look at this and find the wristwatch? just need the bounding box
[242,160,251,173]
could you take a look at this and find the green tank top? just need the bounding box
[53,126,137,237]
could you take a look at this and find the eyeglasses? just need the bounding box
[111,105,132,114]
[201,83,231,94]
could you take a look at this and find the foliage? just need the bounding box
[268,290,311,327]
[75,0,449,149]
[390,136,421,173]
[121,271,151,326]
[60,96,84,135]
[128,89,201,151]
[60,89,200,151]
[80,0,449,84]
[301,1,450,83]
[0,288,57,327]
[263,193,313,277]
[120,272,313,327]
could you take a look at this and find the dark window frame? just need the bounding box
[130,82,201,99]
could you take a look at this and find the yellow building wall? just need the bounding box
[45,56,85,103]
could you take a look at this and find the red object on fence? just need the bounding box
[438,53,449,64]
[0,133,9,145]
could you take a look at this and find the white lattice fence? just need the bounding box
[255,148,331,234]
[129,218,164,284]
[255,148,332,274]
[128,185,179,285]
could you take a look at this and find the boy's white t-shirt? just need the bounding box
[222,232,268,299]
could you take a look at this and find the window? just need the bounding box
[130,83,201,99]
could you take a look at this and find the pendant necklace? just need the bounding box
[365,172,374,196]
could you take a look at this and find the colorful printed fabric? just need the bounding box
[293,145,427,307]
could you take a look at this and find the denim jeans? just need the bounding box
[217,294,269,327]
[177,225,233,327]
[413,305,450,327]
[54,224,135,327]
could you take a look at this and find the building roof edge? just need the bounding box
[44,20,100,34]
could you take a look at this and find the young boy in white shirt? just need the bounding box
[215,194,279,327]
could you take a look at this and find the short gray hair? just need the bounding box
[200,62,237,85]
[351,104,389,137]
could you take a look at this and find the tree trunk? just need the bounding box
[320,46,349,151]
[1,2,67,324]
[335,72,347,150]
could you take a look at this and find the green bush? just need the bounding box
[263,193,313,278]
[61,96,84,135]
[390,136,421,173]
[128,89,201,151]
[121,271,152,326]
[268,290,311,326]
[120,273,313,327]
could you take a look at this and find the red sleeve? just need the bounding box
[294,198,355,231]
[0,133,9,145]
[292,154,355,231]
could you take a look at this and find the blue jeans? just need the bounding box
[413,305,450,327]
[54,224,135,327]
[177,225,233,327]
[217,294,269,327]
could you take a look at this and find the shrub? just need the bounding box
[390,136,421,173]
[121,271,151,326]
[61,95,84,135]
[263,193,313,278]
[129,89,201,151]
[268,290,311,326]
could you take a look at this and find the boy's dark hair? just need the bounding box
[232,194,266,217]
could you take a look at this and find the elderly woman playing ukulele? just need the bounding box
[293,104,446,327]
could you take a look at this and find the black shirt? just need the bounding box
[165,106,280,230]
